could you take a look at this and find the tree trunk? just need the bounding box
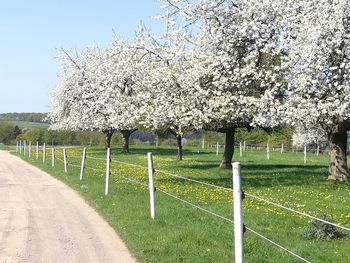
[120,129,137,153]
[220,128,235,169]
[103,130,113,149]
[328,129,349,182]
[176,134,183,161]
[169,129,183,160]
[121,130,131,153]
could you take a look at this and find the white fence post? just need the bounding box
[266,144,270,160]
[156,135,159,147]
[281,144,284,154]
[28,142,32,158]
[105,147,111,195]
[63,148,68,173]
[316,145,320,156]
[51,147,55,167]
[304,144,307,164]
[16,141,18,152]
[43,143,46,163]
[147,152,156,219]
[80,147,87,180]
[36,141,39,160]
[239,142,243,157]
[202,138,205,149]
[232,162,244,263]
[23,141,26,156]
[243,141,246,151]
[216,142,219,155]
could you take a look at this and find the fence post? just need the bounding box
[281,144,284,154]
[202,138,205,149]
[239,142,243,157]
[243,141,246,151]
[80,147,87,180]
[216,142,219,155]
[156,135,159,147]
[51,147,55,167]
[105,147,111,195]
[266,144,270,160]
[28,142,31,158]
[43,143,46,163]
[304,144,307,164]
[36,141,39,160]
[147,152,156,219]
[316,145,320,156]
[23,141,26,156]
[232,162,244,263]
[63,148,68,173]
[16,141,18,152]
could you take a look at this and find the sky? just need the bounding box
[0,0,165,113]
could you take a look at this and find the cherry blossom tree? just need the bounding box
[278,0,350,181]
[136,23,205,160]
[292,124,326,148]
[162,0,285,167]
[48,47,118,148]
[49,38,145,152]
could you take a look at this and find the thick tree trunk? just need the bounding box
[120,129,137,153]
[103,130,114,149]
[328,129,349,181]
[220,128,235,169]
[121,130,131,153]
[169,129,183,160]
[176,134,183,161]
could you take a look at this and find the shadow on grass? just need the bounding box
[170,163,329,188]
[89,146,330,188]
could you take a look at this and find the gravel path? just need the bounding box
[0,150,136,263]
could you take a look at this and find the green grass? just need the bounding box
[0,143,11,150]
[0,120,49,128]
[13,145,350,262]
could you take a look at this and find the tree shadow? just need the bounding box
[172,163,329,188]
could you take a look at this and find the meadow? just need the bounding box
[14,145,350,262]
[0,120,49,129]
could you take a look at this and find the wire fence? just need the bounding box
[14,141,350,262]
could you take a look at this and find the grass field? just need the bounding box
[0,143,11,150]
[13,145,350,262]
[0,120,49,129]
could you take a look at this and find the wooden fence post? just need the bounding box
[51,147,55,167]
[63,148,68,173]
[147,152,156,219]
[105,148,111,195]
[43,143,46,163]
[36,141,39,160]
[80,147,87,180]
[232,162,244,263]
[28,142,32,158]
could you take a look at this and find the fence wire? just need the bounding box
[156,187,311,263]
[244,192,350,232]
[16,147,345,262]
[155,168,350,233]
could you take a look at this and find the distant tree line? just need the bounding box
[0,121,293,148]
[0,112,48,123]
[0,123,21,144]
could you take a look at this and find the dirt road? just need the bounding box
[0,151,136,263]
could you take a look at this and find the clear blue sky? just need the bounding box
[0,0,164,113]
